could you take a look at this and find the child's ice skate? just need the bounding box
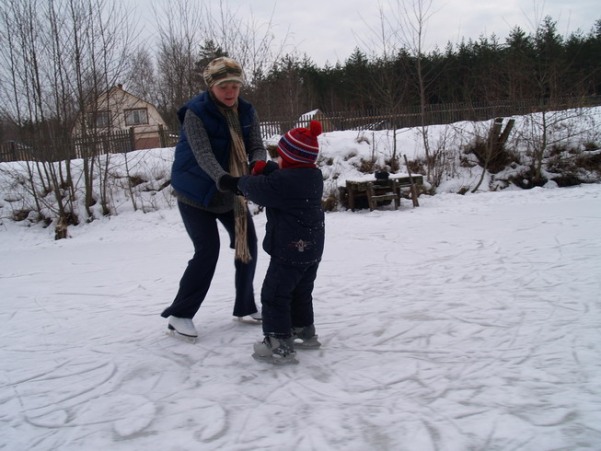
[252,336,298,365]
[292,325,321,349]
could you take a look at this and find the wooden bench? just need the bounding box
[345,174,423,211]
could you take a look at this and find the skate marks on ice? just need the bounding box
[2,357,157,447]
[1,186,601,450]
[1,316,234,450]
[308,197,601,449]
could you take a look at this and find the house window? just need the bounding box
[88,110,111,129]
[124,108,148,126]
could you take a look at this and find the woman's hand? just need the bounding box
[218,174,242,195]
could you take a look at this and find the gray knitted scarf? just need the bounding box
[221,105,251,263]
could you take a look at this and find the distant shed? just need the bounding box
[295,109,336,132]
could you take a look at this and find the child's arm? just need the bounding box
[238,171,285,208]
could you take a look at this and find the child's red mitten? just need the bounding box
[252,160,267,175]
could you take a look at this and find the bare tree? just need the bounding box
[204,1,287,85]
[390,0,437,182]
[365,0,437,180]
[0,0,134,237]
[153,0,207,126]
[152,0,287,126]
[357,3,412,112]
[125,47,159,105]
[471,117,515,192]
[0,0,72,233]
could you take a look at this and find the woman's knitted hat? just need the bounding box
[203,57,245,88]
[277,120,322,167]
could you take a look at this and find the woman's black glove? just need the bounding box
[262,160,279,175]
[218,174,242,195]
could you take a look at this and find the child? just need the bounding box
[222,120,325,364]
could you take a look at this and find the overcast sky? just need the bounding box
[131,0,599,66]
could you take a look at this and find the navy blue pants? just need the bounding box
[161,201,258,319]
[260,260,319,338]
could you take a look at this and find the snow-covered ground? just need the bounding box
[1,181,601,450]
[2,108,601,449]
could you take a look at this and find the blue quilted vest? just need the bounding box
[171,91,255,206]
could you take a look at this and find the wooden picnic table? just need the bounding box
[345,173,424,211]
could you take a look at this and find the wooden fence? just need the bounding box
[260,96,601,137]
[2,96,600,163]
[0,125,178,163]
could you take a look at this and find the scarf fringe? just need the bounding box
[234,197,251,263]
[223,106,252,263]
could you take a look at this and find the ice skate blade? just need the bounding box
[166,328,197,343]
[252,352,299,365]
[234,316,262,325]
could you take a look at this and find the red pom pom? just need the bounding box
[309,120,322,137]
[252,160,267,175]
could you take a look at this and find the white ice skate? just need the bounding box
[235,311,262,325]
[167,316,198,342]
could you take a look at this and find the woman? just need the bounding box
[161,57,265,340]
